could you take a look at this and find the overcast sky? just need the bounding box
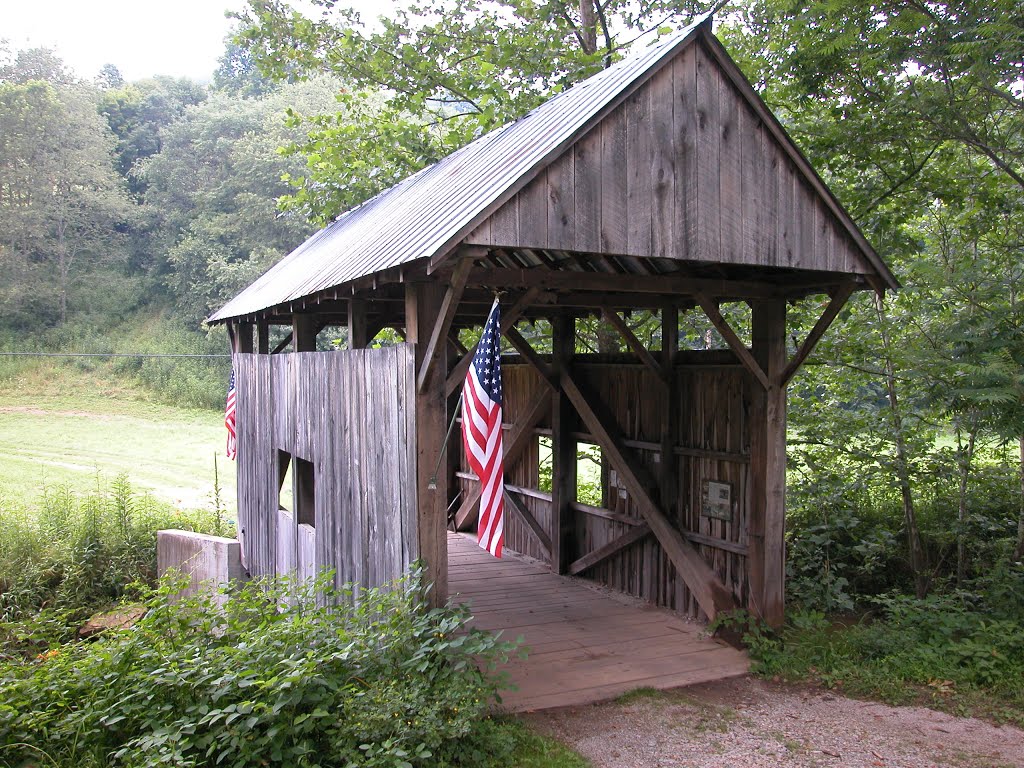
[1,0,390,83]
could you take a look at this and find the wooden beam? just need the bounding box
[660,305,679,514]
[569,524,652,576]
[780,282,856,386]
[468,267,785,300]
[570,501,644,527]
[749,300,788,627]
[601,309,667,385]
[559,372,738,621]
[293,315,317,352]
[503,327,557,391]
[236,322,254,354]
[693,292,769,390]
[454,389,552,530]
[417,258,473,393]
[272,332,293,354]
[504,487,552,558]
[549,315,576,574]
[348,298,368,349]
[257,320,269,354]
[406,282,448,606]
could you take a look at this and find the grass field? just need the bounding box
[0,364,235,511]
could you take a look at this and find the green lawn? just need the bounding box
[0,364,235,511]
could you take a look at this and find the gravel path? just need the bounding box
[524,677,1024,768]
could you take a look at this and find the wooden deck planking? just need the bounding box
[448,533,748,712]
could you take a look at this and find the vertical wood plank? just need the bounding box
[740,104,764,265]
[546,153,575,250]
[718,69,742,264]
[626,85,653,256]
[574,131,602,253]
[600,106,628,254]
[517,174,549,250]
[650,66,676,260]
[490,195,520,246]
[695,41,721,262]
[673,46,698,261]
[776,159,796,268]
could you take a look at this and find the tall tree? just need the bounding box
[139,77,351,323]
[233,0,705,223]
[0,74,131,328]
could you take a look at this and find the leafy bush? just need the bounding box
[0,570,519,768]
[746,566,1024,724]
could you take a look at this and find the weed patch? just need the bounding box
[0,570,535,767]
[731,572,1024,726]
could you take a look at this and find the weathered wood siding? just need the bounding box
[460,355,753,618]
[233,346,418,591]
[466,39,866,275]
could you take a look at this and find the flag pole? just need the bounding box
[427,390,464,490]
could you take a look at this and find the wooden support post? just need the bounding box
[660,305,679,513]
[236,322,254,354]
[549,316,576,574]
[406,282,448,606]
[749,300,787,627]
[348,298,368,349]
[292,315,317,352]
[257,320,269,354]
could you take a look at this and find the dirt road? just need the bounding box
[524,677,1024,768]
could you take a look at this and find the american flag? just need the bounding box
[225,368,237,460]
[462,299,505,557]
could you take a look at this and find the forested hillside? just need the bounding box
[0,39,351,406]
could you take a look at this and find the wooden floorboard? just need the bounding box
[448,533,748,712]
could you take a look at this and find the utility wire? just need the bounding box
[0,352,230,359]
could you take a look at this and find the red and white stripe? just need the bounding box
[462,365,504,557]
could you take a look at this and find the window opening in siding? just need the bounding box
[278,450,293,512]
[294,456,315,527]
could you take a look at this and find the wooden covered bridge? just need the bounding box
[209,14,896,706]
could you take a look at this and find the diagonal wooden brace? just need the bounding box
[569,523,651,575]
[601,309,669,386]
[694,292,770,390]
[417,257,473,393]
[560,372,738,621]
[780,282,856,386]
[504,487,553,558]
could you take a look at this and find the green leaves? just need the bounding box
[232,0,705,224]
[0,569,519,767]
